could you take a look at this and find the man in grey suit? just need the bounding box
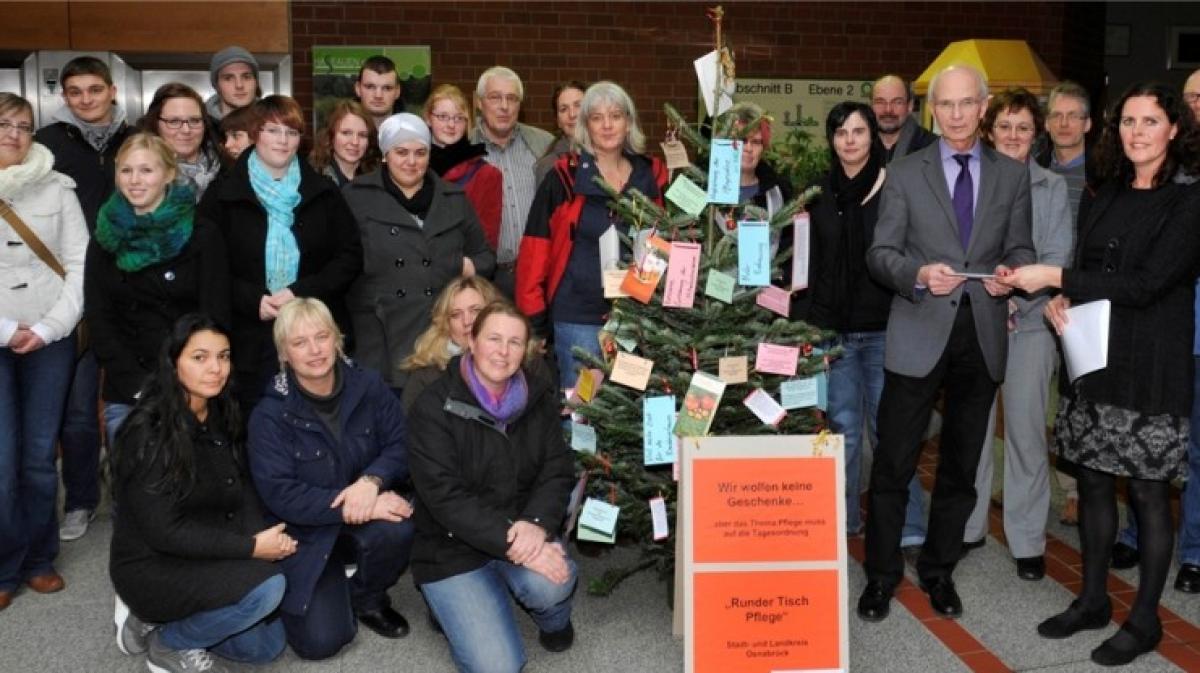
[857,65,1035,622]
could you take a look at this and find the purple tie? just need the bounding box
[952,153,973,251]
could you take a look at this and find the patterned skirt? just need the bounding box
[1054,392,1189,481]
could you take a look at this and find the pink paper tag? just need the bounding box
[662,242,702,308]
[755,285,790,317]
[755,343,800,377]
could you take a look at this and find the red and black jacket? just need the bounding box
[515,152,668,336]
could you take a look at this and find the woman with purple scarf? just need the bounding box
[407,301,577,673]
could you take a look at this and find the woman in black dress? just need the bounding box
[1001,82,1200,666]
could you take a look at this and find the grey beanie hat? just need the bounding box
[210,46,260,88]
[378,113,431,154]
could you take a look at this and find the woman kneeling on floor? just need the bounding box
[248,297,415,660]
[109,314,293,673]
[408,301,577,673]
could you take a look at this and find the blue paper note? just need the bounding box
[737,221,771,286]
[706,139,741,204]
[816,371,828,411]
[571,422,597,454]
[780,377,819,409]
[643,395,676,466]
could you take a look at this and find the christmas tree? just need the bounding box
[571,6,835,597]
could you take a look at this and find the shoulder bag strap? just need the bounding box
[0,199,66,279]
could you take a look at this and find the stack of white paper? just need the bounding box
[1061,299,1111,381]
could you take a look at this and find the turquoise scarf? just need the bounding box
[95,183,195,272]
[249,150,302,293]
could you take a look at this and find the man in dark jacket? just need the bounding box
[35,55,133,542]
[871,75,938,164]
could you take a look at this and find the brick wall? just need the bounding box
[291,1,1105,143]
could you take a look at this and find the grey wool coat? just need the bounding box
[342,170,495,387]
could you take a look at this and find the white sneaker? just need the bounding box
[59,508,96,541]
[115,595,156,655]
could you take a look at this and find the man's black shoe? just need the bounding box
[919,577,962,617]
[1016,556,1045,581]
[856,581,893,622]
[1110,542,1139,570]
[538,621,575,652]
[1175,564,1200,593]
[357,606,410,639]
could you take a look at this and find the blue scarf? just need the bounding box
[459,354,528,432]
[248,150,302,293]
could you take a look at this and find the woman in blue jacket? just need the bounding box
[248,297,414,660]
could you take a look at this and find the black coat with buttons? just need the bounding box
[247,360,410,615]
[109,408,279,623]
[1060,177,1200,418]
[198,151,363,408]
[85,218,231,404]
[341,170,495,387]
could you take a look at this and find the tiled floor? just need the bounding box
[867,438,1200,673]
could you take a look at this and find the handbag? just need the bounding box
[0,199,88,353]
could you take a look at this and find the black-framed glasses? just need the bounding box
[159,116,205,130]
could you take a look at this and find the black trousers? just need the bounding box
[282,518,414,660]
[864,303,998,588]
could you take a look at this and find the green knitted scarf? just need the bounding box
[95,183,195,272]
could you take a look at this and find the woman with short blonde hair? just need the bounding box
[250,296,415,659]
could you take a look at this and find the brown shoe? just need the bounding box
[26,572,64,594]
[0,590,12,610]
[1060,496,1079,526]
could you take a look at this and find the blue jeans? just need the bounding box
[553,321,602,391]
[103,401,134,450]
[159,575,286,664]
[60,348,100,513]
[0,336,74,590]
[827,332,926,544]
[422,556,578,673]
[1119,356,1200,565]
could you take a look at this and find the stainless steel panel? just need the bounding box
[0,69,21,96]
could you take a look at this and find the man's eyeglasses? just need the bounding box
[484,93,521,107]
[1048,111,1088,124]
[0,120,34,136]
[933,98,980,114]
[159,117,205,130]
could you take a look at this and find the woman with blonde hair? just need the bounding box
[249,297,414,659]
[423,84,503,250]
[87,131,229,441]
[399,275,501,410]
[309,100,380,187]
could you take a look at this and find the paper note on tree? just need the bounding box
[663,242,702,308]
[674,371,727,437]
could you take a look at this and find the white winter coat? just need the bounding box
[0,142,88,346]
